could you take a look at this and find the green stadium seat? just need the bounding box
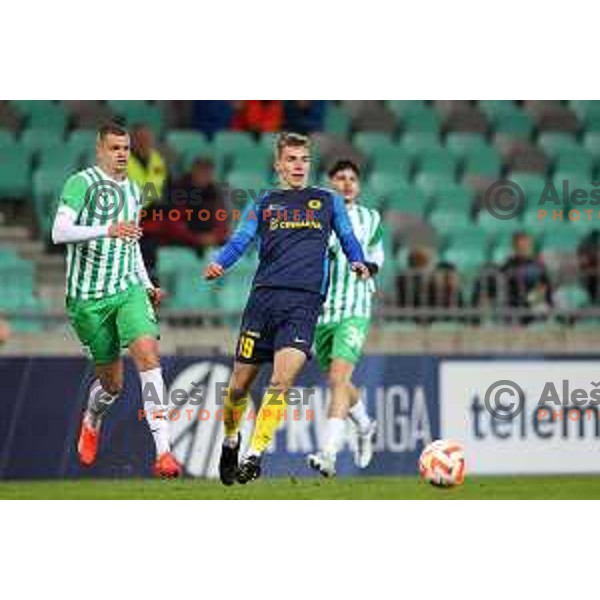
[583,132,600,159]
[11,100,56,116]
[257,133,278,154]
[445,133,489,159]
[227,170,272,204]
[490,240,514,264]
[0,148,31,199]
[429,207,471,231]
[107,101,164,132]
[356,187,386,211]
[430,183,474,213]
[324,104,351,135]
[570,213,600,234]
[583,115,600,133]
[32,166,71,201]
[522,209,571,236]
[213,132,255,159]
[20,129,64,154]
[367,172,410,198]
[417,150,457,178]
[399,133,442,160]
[370,150,411,179]
[353,132,396,159]
[510,172,547,206]
[540,228,582,253]
[66,130,97,157]
[537,133,579,159]
[32,166,71,234]
[444,228,489,252]
[477,212,524,236]
[229,145,272,175]
[568,100,600,120]
[554,149,594,179]
[0,248,22,263]
[28,106,68,133]
[0,129,16,151]
[172,277,218,310]
[413,172,456,195]
[385,184,428,215]
[479,100,520,118]
[166,130,210,159]
[401,106,440,133]
[38,146,83,171]
[550,172,596,213]
[492,111,534,137]
[441,247,484,275]
[385,100,427,118]
[462,148,502,177]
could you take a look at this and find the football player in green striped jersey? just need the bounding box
[51,121,180,478]
[308,160,384,477]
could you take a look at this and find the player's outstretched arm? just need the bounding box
[51,206,142,245]
[204,204,258,279]
[330,193,370,279]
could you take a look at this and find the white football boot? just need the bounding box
[307,452,337,477]
[354,420,377,469]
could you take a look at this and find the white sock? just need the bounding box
[140,367,171,456]
[322,417,346,456]
[348,400,372,433]
[85,380,118,429]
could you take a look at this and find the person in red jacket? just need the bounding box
[232,101,283,133]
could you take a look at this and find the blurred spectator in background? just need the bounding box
[191,101,234,135]
[283,101,326,134]
[232,101,283,133]
[127,124,169,286]
[427,262,464,321]
[396,247,433,320]
[168,158,229,252]
[128,124,168,204]
[0,319,10,346]
[577,230,600,303]
[501,231,553,322]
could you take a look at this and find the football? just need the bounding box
[419,440,466,487]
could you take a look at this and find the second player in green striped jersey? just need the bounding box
[319,202,384,324]
[57,165,149,300]
[308,159,384,479]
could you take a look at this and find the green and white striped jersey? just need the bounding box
[319,202,384,324]
[57,166,146,300]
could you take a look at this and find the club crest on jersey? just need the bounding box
[308,199,322,210]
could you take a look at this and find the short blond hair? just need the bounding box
[275,132,311,158]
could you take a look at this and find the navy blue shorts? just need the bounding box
[235,287,323,364]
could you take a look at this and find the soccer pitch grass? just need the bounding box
[1,475,600,499]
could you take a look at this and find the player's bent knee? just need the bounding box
[129,336,160,371]
[99,377,123,397]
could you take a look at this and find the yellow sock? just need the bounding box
[250,386,288,454]
[224,388,250,439]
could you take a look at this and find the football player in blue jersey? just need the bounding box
[204,132,372,484]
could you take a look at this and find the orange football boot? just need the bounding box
[153,452,182,478]
[77,415,99,466]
